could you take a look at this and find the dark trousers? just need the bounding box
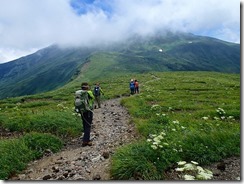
[95,95,101,108]
[81,111,93,142]
[135,87,139,93]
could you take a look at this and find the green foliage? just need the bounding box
[0,70,240,180]
[180,128,240,164]
[0,139,33,180]
[22,132,63,158]
[1,107,82,137]
[114,71,240,179]
[0,132,63,180]
[111,141,179,180]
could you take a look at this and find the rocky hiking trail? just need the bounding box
[9,97,240,181]
[11,98,139,180]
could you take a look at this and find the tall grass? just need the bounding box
[0,132,63,179]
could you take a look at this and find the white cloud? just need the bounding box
[0,0,240,63]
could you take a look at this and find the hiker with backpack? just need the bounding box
[129,79,135,95]
[93,83,104,108]
[134,79,139,94]
[74,82,95,147]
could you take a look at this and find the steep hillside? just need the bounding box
[0,32,240,99]
[0,45,93,99]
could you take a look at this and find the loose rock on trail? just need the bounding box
[10,98,139,180]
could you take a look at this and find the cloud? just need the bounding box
[0,0,240,63]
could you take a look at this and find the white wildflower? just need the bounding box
[196,166,204,172]
[172,120,179,124]
[177,161,186,165]
[184,163,195,171]
[196,171,213,180]
[184,174,195,180]
[151,104,160,109]
[157,135,164,139]
[160,132,166,136]
[175,167,184,172]
[153,137,161,143]
[220,116,225,120]
[191,161,198,165]
[151,145,157,150]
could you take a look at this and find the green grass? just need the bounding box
[0,71,240,180]
[111,71,240,180]
[0,132,63,179]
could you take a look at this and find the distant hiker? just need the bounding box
[129,79,135,95]
[93,83,104,108]
[74,82,95,147]
[134,79,139,94]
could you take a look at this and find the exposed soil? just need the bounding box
[8,97,241,181]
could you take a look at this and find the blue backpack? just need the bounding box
[130,81,134,89]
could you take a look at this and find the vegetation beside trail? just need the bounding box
[111,72,240,179]
[0,71,240,180]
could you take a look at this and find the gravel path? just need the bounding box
[9,97,240,181]
[10,98,139,180]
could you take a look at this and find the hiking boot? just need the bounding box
[82,141,92,147]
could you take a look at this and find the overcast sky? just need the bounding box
[0,0,241,63]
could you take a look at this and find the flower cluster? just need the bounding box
[57,103,69,111]
[147,132,168,150]
[216,108,226,116]
[202,108,235,121]
[175,161,213,180]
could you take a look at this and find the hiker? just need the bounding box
[75,82,95,147]
[129,79,135,95]
[134,79,139,94]
[93,83,104,108]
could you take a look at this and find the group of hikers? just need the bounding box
[75,78,139,147]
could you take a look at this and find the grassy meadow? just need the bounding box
[0,71,240,180]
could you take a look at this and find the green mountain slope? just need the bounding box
[0,45,93,98]
[0,32,240,99]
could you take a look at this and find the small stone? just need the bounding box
[102,151,110,159]
[43,174,52,180]
[93,174,101,180]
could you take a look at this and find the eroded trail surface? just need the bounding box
[11,98,139,180]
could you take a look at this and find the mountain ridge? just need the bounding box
[0,32,240,99]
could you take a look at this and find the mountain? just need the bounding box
[0,32,240,99]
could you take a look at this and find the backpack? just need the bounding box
[135,81,139,87]
[130,82,134,89]
[94,86,100,96]
[74,90,90,113]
